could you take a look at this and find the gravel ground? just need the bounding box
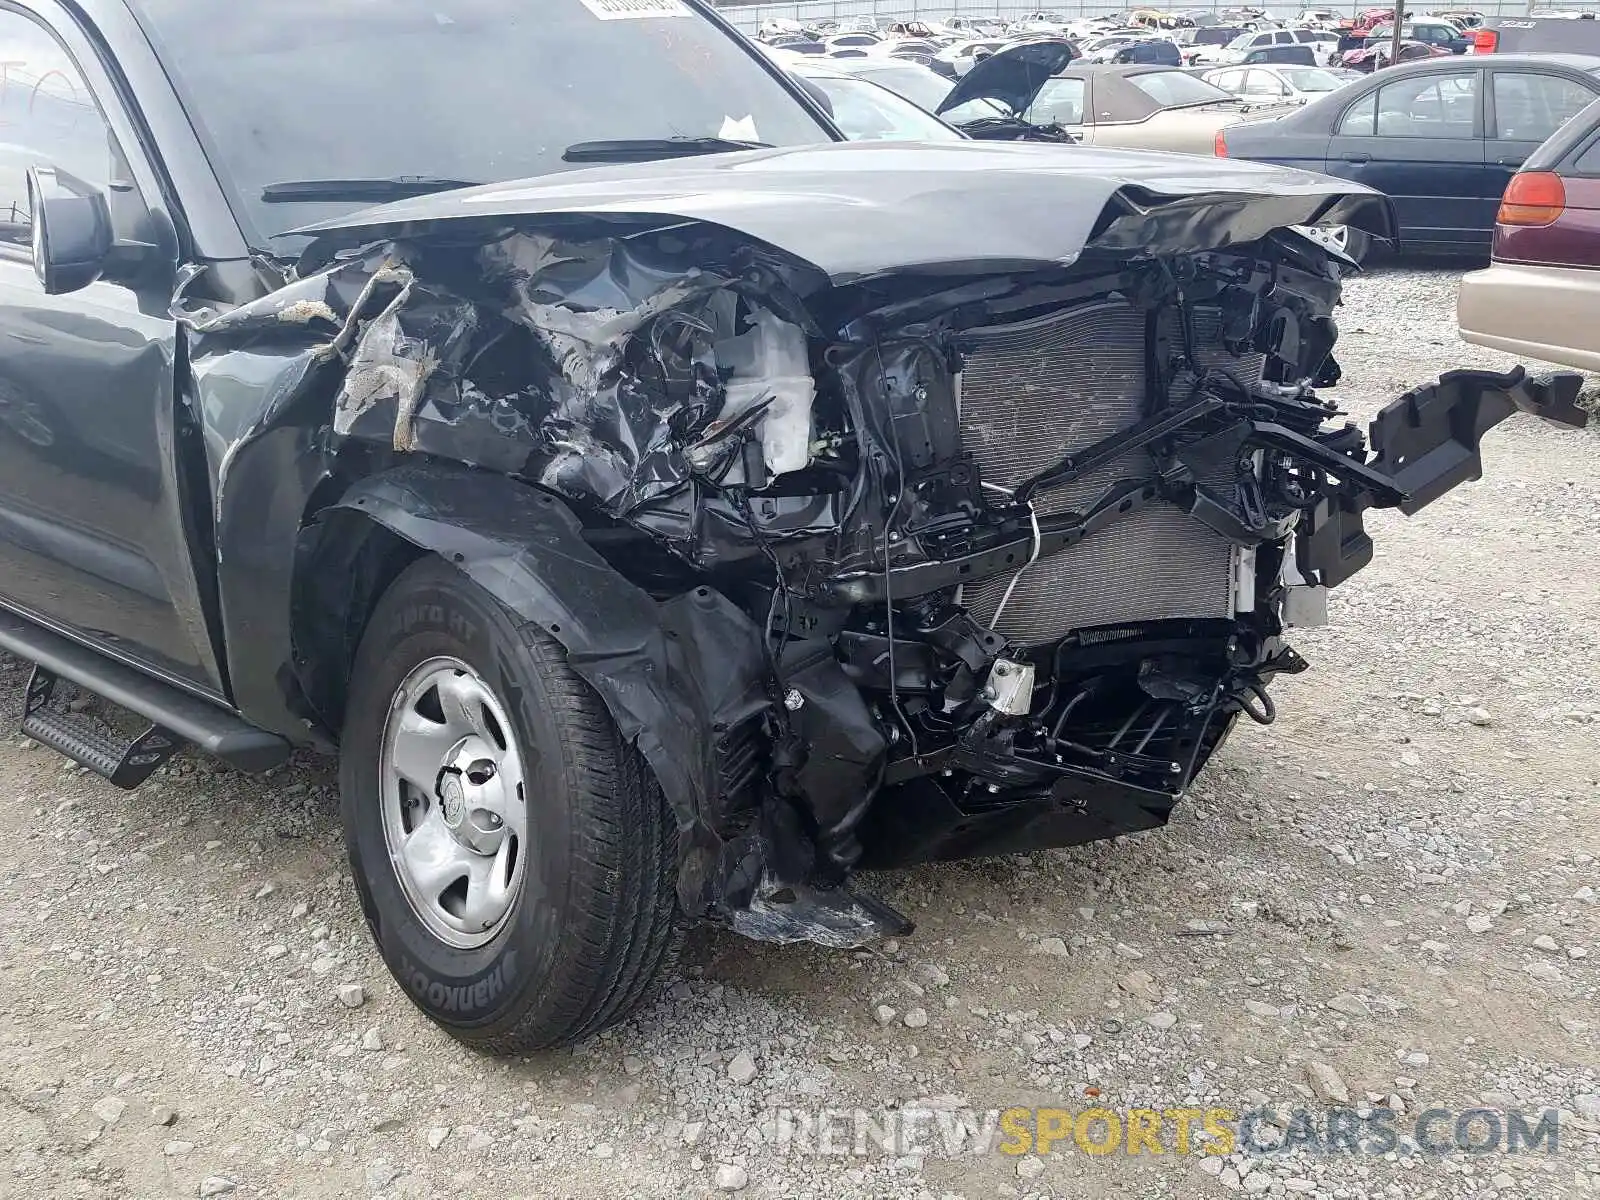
[2,266,1598,1200]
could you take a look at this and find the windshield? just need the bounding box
[849,63,956,112]
[1127,70,1235,106]
[852,63,1007,123]
[1024,77,1087,124]
[799,73,963,140]
[130,0,833,249]
[1278,66,1350,92]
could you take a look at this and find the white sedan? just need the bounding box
[933,37,1009,76]
[1202,63,1361,104]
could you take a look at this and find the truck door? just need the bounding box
[0,3,224,694]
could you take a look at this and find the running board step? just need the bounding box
[0,606,290,777]
[23,666,179,788]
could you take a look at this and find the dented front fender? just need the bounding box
[318,463,772,916]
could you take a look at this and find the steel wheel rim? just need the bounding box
[379,656,528,950]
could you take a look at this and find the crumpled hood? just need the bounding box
[933,40,1079,117]
[294,140,1393,284]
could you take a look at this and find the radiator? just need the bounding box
[957,299,1257,646]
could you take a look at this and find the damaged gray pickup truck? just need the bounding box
[0,0,1585,1051]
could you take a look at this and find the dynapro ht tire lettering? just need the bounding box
[340,557,677,1051]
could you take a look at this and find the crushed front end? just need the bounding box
[193,144,1587,949]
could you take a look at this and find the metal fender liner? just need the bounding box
[320,463,772,914]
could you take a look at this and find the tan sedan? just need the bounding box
[938,63,1297,154]
[1458,106,1600,374]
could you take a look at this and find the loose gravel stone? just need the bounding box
[1307,1062,1350,1105]
[364,1161,400,1190]
[714,1164,749,1192]
[726,1051,757,1085]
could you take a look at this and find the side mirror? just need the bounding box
[27,166,114,296]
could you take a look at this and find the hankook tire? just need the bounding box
[340,556,678,1051]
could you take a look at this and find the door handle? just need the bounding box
[1496,156,1522,166]
[1343,152,1371,163]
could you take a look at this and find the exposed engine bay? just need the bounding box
[181,146,1587,949]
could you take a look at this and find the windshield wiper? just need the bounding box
[259,176,482,203]
[561,137,772,163]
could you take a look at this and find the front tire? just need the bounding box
[340,556,677,1051]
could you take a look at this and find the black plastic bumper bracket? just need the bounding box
[1366,366,1588,515]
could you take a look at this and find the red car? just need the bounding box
[1349,7,1396,32]
[1459,96,1600,370]
[1339,38,1450,71]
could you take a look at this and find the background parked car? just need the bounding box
[1219,54,1600,254]
[1296,8,1342,27]
[1219,27,1340,67]
[931,37,1010,78]
[1175,25,1247,65]
[1362,19,1472,53]
[825,31,882,56]
[787,59,968,142]
[1241,44,1319,66]
[938,57,1293,152]
[822,57,980,116]
[866,37,941,65]
[1459,95,1600,370]
[1339,39,1451,73]
[1220,6,1273,29]
[1204,64,1361,105]
[945,15,1008,36]
[1077,31,1161,62]
[763,31,827,56]
[1110,39,1182,65]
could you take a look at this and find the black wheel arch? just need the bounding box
[291,462,773,916]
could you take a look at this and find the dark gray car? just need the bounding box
[1219,53,1600,252]
[0,0,1583,1052]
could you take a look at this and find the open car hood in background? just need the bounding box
[933,40,1079,116]
[294,141,1395,284]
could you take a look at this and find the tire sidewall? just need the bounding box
[341,563,574,1038]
